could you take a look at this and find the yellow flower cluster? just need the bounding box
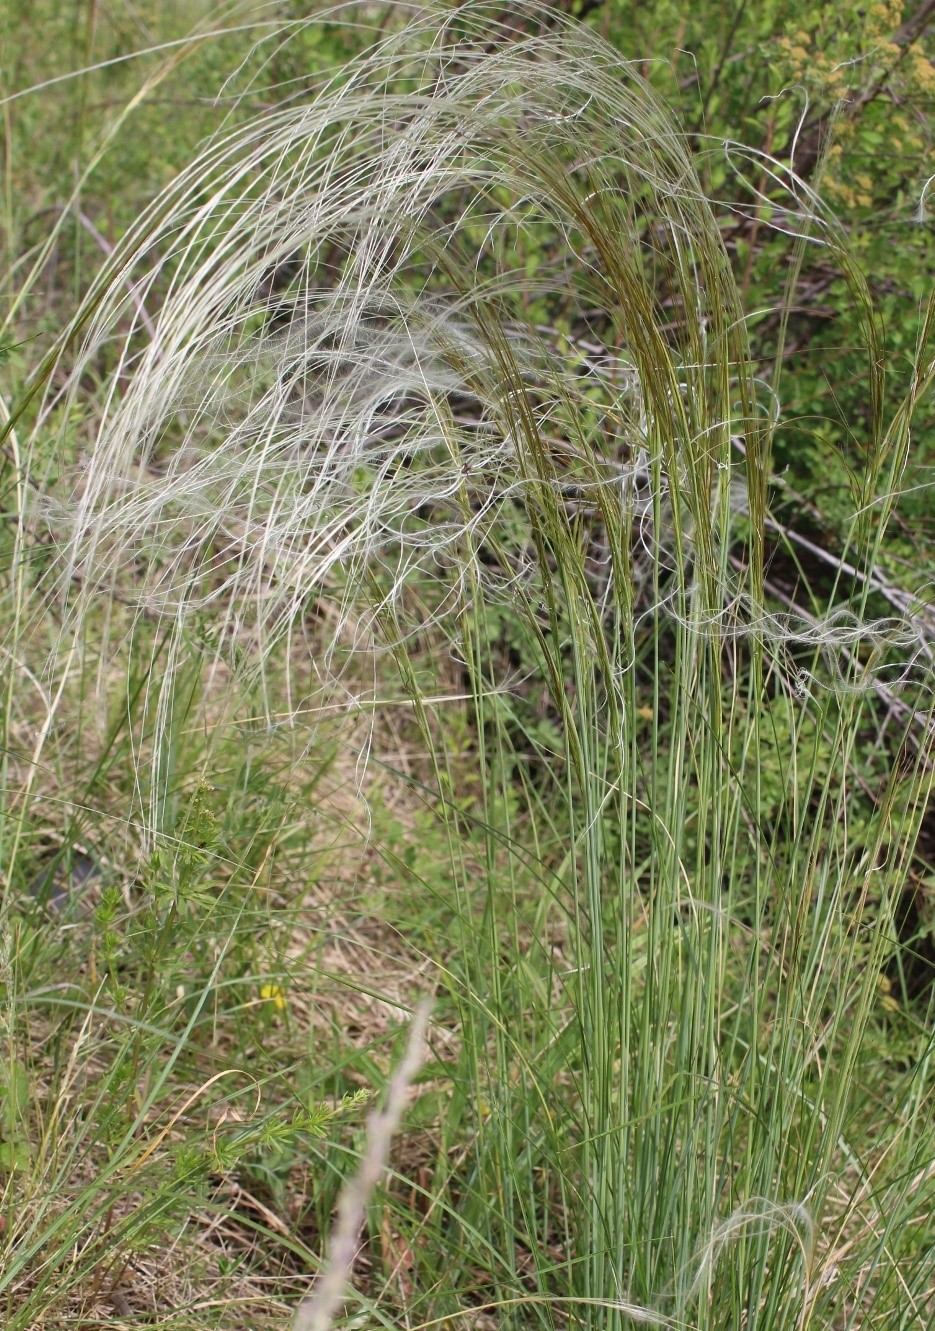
[773,2,934,212]
[775,2,905,98]
[908,45,935,94]
[260,981,288,1012]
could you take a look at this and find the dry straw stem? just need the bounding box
[293,998,431,1331]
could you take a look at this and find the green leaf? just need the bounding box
[0,1059,30,1135]
[0,1137,31,1172]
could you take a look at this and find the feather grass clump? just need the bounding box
[50,0,773,679]
[14,4,935,1330]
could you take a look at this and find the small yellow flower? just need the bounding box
[260,982,288,1012]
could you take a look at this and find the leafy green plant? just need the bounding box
[0,1058,32,1175]
[596,0,935,547]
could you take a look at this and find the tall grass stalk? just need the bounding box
[6,2,935,1327]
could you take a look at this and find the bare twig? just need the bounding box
[294,1000,431,1331]
[764,514,935,661]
